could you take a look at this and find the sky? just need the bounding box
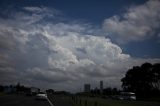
[0,0,160,92]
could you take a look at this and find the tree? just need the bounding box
[121,63,160,98]
[152,63,160,90]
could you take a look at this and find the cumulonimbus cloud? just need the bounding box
[103,0,160,43]
[0,5,160,92]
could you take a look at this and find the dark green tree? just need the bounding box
[121,63,160,98]
[152,63,160,90]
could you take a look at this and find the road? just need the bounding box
[0,94,74,106]
[48,94,74,106]
[0,94,50,106]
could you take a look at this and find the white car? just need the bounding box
[36,92,47,100]
[119,92,136,100]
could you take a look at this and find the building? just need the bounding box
[4,86,16,93]
[84,84,90,92]
[30,87,40,95]
[100,80,103,94]
[46,89,54,94]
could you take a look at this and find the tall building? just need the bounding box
[100,80,103,94]
[84,84,90,92]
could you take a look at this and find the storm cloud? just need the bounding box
[0,5,160,92]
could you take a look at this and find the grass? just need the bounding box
[73,96,160,106]
[0,92,5,96]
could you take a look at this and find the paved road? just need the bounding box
[48,94,74,106]
[0,94,74,106]
[0,94,50,106]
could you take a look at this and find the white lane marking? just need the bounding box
[47,97,54,106]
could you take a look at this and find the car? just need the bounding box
[35,92,48,100]
[118,92,136,100]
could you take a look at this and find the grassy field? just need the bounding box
[0,92,5,96]
[72,97,160,106]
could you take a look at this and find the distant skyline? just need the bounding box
[0,0,160,92]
